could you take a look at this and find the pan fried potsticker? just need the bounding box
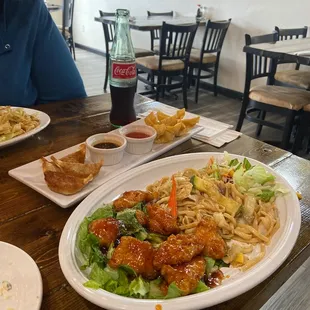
[144,109,200,143]
[41,144,103,195]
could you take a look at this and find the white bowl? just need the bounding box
[119,124,157,155]
[86,133,127,166]
[59,153,301,310]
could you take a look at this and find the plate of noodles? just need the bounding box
[0,106,50,149]
[59,152,300,310]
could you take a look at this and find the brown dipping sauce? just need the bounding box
[126,131,151,139]
[93,142,120,149]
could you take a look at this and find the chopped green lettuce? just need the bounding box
[243,158,252,171]
[229,158,239,167]
[89,263,111,286]
[204,257,216,275]
[129,276,150,298]
[165,282,183,299]
[149,279,165,299]
[258,189,275,202]
[116,209,147,240]
[193,281,210,293]
[87,205,114,221]
[83,280,101,290]
[146,233,167,248]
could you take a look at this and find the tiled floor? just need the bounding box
[74,47,310,310]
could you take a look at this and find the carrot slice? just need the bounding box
[168,176,177,217]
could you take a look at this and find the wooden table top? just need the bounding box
[243,37,310,66]
[1,93,309,310]
[94,15,206,31]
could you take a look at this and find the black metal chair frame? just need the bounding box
[292,111,310,154]
[188,19,231,102]
[62,0,76,60]
[137,22,198,109]
[236,32,303,150]
[99,11,116,91]
[147,11,173,52]
[275,26,308,70]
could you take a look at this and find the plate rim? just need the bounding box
[58,152,301,310]
[0,107,51,148]
[0,241,43,310]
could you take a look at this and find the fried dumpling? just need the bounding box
[44,171,93,195]
[41,157,60,173]
[51,156,103,178]
[60,143,86,163]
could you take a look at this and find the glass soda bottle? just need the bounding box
[109,9,137,127]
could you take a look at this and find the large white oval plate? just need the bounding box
[0,107,50,149]
[0,242,43,310]
[59,153,301,310]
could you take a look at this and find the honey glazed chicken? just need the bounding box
[85,190,227,297]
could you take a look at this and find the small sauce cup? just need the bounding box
[119,124,157,155]
[86,133,127,165]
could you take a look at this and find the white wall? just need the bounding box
[73,0,310,93]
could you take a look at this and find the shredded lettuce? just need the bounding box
[204,257,216,275]
[145,233,167,248]
[193,281,210,293]
[149,279,165,299]
[258,189,275,202]
[87,205,114,222]
[116,209,148,240]
[129,276,150,298]
[165,282,183,299]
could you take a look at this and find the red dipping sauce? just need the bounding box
[126,131,151,139]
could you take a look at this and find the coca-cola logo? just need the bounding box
[112,62,137,79]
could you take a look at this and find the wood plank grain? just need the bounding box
[1,95,309,310]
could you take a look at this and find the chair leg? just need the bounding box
[156,76,161,101]
[72,40,76,61]
[195,69,202,104]
[104,54,109,92]
[236,98,249,132]
[188,67,193,89]
[256,110,266,137]
[161,77,166,98]
[292,112,308,154]
[182,78,188,110]
[281,110,296,150]
[213,61,219,97]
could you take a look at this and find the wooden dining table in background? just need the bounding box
[243,37,310,66]
[1,93,310,310]
[94,15,206,31]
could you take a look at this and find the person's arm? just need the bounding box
[31,1,86,103]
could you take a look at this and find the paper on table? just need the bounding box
[194,129,242,148]
[138,102,232,139]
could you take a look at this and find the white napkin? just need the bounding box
[194,129,242,148]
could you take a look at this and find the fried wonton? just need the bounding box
[41,144,103,195]
[51,156,103,178]
[44,171,93,195]
[60,143,86,163]
[144,108,200,144]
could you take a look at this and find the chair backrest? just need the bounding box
[147,11,174,51]
[244,32,278,81]
[158,22,198,71]
[99,11,116,53]
[200,19,231,58]
[275,26,308,40]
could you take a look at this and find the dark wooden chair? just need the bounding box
[99,11,154,91]
[147,11,174,53]
[274,26,310,90]
[236,33,310,150]
[188,19,231,103]
[59,0,76,60]
[136,22,198,109]
[292,107,310,154]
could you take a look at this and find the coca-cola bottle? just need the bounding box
[109,9,137,127]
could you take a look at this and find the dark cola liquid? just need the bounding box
[109,84,137,127]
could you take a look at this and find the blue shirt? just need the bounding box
[0,0,86,107]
